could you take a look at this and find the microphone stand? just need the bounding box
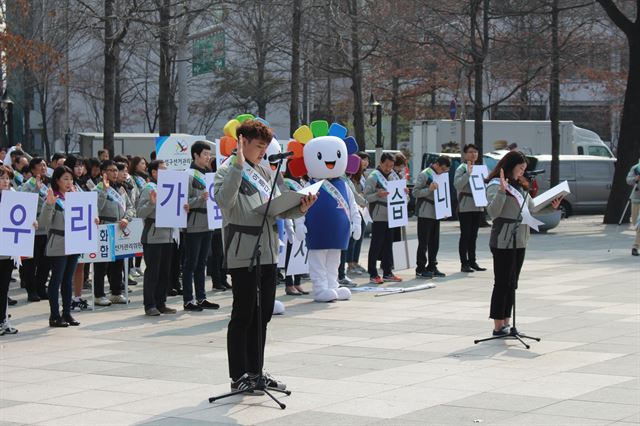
[209,158,291,409]
[474,190,540,349]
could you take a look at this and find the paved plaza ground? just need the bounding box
[0,215,638,425]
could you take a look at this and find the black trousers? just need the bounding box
[227,264,277,381]
[0,258,12,322]
[142,243,172,309]
[367,221,394,278]
[94,259,124,297]
[207,229,227,286]
[490,247,526,319]
[21,235,50,297]
[169,242,181,291]
[48,255,79,318]
[458,212,482,265]
[416,217,439,273]
[284,241,301,287]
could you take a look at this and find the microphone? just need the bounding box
[268,151,294,162]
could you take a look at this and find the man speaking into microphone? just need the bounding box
[214,119,317,392]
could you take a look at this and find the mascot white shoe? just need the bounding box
[287,121,362,303]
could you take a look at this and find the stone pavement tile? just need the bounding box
[396,404,520,424]
[507,350,627,371]
[38,373,145,391]
[40,358,131,374]
[99,378,205,396]
[535,400,639,421]
[264,352,349,367]
[571,354,640,376]
[176,402,290,425]
[616,378,640,389]
[315,396,439,419]
[35,409,153,425]
[0,383,85,403]
[412,373,520,392]
[46,347,127,360]
[0,422,23,426]
[140,417,231,426]
[257,410,375,426]
[568,342,640,355]
[0,400,24,410]
[277,377,399,399]
[446,392,559,412]
[289,334,371,346]
[493,412,612,425]
[41,389,151,410]
[1,354,78,368]
[322,356,417,371]
[574,385,640,405]
[0,368,80,385]
[620,411,640,423]
[282,364,373,380]
[0,402,88,424]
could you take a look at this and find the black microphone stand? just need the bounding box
[474,190,540,349]
[209,157,291,409]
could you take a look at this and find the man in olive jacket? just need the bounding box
[214,119,316,392]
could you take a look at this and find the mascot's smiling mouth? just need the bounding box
[325,161,336,169]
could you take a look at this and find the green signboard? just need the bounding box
[192,31,225,76]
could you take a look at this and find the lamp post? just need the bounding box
[0,92,14,147]
[368,93,382,166]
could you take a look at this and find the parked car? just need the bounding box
[530,154,616,218]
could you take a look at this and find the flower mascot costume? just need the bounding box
[287,121,361,302]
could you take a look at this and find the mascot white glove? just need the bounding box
[284,219,295,244]
[352,221,362,241]
[294,217,307,242]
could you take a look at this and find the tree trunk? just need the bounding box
[390,75,399,150]
[549,0,561,187]
[302,57,309,123]
[604,35,640,223]
[39,93,51,160]
[158,0,172,137]
[348,0,365,151]
[289,0,302,134]
[114,43,122,133]
[103,0,116,154]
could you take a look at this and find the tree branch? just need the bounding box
[596,0,634,35]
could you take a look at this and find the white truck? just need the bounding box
[410,119,614,181]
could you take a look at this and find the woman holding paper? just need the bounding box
[485,151,561,336]
[454,144,486,273]
[40,166,99,328]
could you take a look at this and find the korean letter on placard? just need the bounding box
[386,179,408,228]
[433,173,452,219]
[0,191,38,257]
[64,191,99,255]
[156,170,189,228]
[469,164,488,207]
[206,173,223,230]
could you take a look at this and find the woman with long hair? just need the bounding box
[345,152,369,275]
[485,151,561,336]
[40,166,98,327]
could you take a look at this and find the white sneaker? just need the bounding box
[95,296,112,306]
[109,294,127,304]
[338,277,356,288]
[135,267,144,276]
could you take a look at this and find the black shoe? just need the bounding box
[7,297,17,306]
[492,328,509,336]
[183,301,203,311]
[431,268,446,278]
[469,262,487,271]
[461,265,475,273]
[27,293,41,302]
[49,317,69,328]
[62,314,80,326]
[632,248,639,257]
[230,373,264,395]
[212,284,227,291]
[168,288,178,296]
[416,270,433,279]
[222,282,232,289]
[197,299,220,310]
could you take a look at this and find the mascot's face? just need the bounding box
[303,136,348,179]
[260,138,282,171]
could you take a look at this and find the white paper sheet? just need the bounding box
[64,191,99,255]
[0,191,38,257]
[433,173,452,219]
[156,170,189,228]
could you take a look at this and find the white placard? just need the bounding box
[286,238,309,276]
[0,191,38,257]
[79,219,144,263]
[433,173,452,219]
[277,239,287,268]
[532,180,571,213]
[392,239,419,271]
[156,170,189,228]
[155,134,207,171]
[113,218,144,257]
[64,191,99,255]
[469,165,488,207]
[206,173,223,230]
[386,179,408,228]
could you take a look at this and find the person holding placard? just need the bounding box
[137,160,178,316]
[454,144,487,273]
[485,151,562,336]
[626,160,640,256]
[214,119,316,393]
[413,156,451,279]
[364,153,402,284]
[182,141,219,312]
[19,157,51,301]
[346,152,369,275]
[93,160,135,306]
[40,166,98,328]
[0,165,29,335]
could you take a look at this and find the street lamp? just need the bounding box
[368,93,382,165]
[0,92,14,147]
